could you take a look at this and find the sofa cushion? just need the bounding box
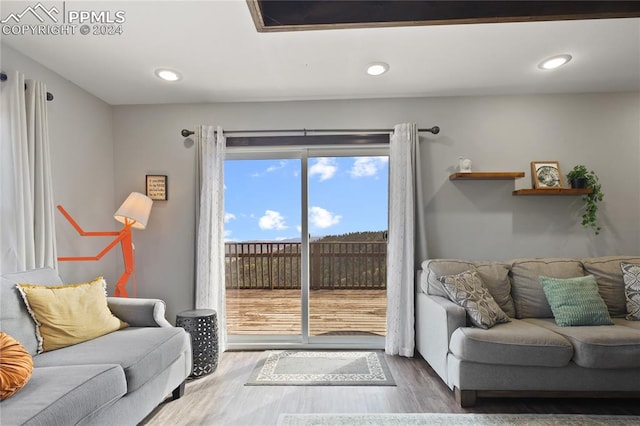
[34,327,190,393]
[439,270,510,329]
[16,277,128,353]
[0,332,34,400]
[422,259,475,297]
[614,318,640,330]
[510,258,584,319]
[449,319,573,367]
[0,268,63,355]
[582,256,640,318]
[539,275,613,327]
[0,364,126,426]
[422,259,515,317]
[621,262,640,320]
[524,318,640,369]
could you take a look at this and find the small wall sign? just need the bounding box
[146,175,168,201]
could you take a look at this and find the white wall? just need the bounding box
[1,45,118,286]
[419,94,640,259]
[113,93,640,323]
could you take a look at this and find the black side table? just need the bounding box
[176,309,218,378]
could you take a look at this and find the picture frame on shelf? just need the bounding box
[531,161,562,189]
[146,175,168,201]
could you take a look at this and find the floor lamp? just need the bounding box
[57,192,153,297]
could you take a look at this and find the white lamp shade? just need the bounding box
[114,192,153,230]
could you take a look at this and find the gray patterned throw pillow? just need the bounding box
[439,270,510,329]
[621,263,640,321]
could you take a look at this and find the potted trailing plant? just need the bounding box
[566,165,604,235]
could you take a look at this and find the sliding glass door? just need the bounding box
[224,156,302,337]
[224,147,388,349]
[307,156,388,339]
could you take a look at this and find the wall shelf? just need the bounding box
[512,188,593,196]
[449,172,525,180]
[449,172,593,197]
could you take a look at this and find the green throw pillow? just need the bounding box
[539,275,613,327]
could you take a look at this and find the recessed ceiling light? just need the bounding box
[366,62,390,76]
[538,54,572,70]
[154,68,182,82]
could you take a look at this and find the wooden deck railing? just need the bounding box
[225,241,387,290]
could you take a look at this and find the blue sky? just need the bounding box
[224,157,389,242]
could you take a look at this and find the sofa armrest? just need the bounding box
[415,292,466,387]
[428,294,467,335]
[107,297,172,327]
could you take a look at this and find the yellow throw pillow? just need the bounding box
[0,332,34,400]
[16,277,128,353]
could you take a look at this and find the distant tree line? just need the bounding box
[316,230,387,243]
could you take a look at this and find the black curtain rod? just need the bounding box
[0,72,54,101]
[180,126,440,138]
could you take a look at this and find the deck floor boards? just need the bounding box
[226,289,387,336]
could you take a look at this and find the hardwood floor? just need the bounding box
[141,351,640,426]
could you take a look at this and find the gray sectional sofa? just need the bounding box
[416,256,640,407]
[0,268,192,425]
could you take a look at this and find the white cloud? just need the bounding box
[266,160,287,173]
[309,206,341,228]
[309,157,337,181]
[350,156,389,178]
[259,210,287,230]
[224,212,236,223]
[252,160,288,177]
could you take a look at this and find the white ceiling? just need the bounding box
[3,1,639,105]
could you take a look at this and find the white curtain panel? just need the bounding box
[26,80,57,269]
[0,71,57,273]
[195,125,227,352]
[386,123,419,357]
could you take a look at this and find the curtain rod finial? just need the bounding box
[181,129,194,137]
[429,126,440,135]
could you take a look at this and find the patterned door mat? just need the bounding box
[245,350,396,386]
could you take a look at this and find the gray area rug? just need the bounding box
[277,413,640,426]
[245,350,395,386]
